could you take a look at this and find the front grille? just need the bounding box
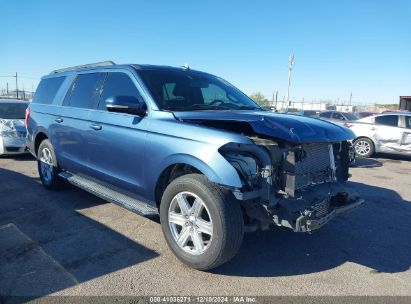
[294,143,333,189]
[283,143,335,196]
[313,199,330,217]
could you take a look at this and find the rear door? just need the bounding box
[373,115,403,152]
[52,72,105,174]
[400,115,411,152]
[87,71,149,195]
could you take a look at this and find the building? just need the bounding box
[399,96,411,111]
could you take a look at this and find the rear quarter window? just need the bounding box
[32,76,66,104]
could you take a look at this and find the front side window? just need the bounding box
[97,72,143,110]
[32,76,66,104]
[138,69,260,111]
[375,115,399,127]
[64,73,104,109]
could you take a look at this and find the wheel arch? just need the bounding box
[152,154,243,208]
[34,132,49,156]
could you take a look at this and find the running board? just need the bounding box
[59,172,158,216]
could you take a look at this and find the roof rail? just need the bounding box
[50,61,116,74]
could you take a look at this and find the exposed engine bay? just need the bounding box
[175,112,364,233]
[219,136,363,233]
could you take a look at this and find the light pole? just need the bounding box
[286,53,294,106]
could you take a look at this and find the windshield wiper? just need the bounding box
[237,105,261,110]
[187,104,232,110]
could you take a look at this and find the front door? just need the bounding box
[87,71,149,196]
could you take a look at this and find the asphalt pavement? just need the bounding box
[0,154,410,299]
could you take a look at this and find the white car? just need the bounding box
[345,112,411,158]
[0,99,29,155]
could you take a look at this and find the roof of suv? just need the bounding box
[47,61,207,78]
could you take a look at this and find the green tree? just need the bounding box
[249,92,270,106]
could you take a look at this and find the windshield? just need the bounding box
[0,103,28,119]
[345,112,359,120]
[138,69,261,111]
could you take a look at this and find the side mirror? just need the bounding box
[105,96,146,116]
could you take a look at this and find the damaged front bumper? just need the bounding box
[0,136,28,155]
[270,183,365,233]
[237,182,364,233]
[294,196,364,232]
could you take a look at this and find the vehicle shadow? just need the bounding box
[0,154,35,161]
[375,153,411,162]
[214,181,411,277]
[0,167,158,299]
[351,157,383,168]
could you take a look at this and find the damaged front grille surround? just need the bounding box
[222,139,344,204]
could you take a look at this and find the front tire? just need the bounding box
[160,174,244,270]
[37,139,63,190]
[353,137,375,158]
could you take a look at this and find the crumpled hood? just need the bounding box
[173,110,355,143]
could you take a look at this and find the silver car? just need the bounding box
[346,112,411,157]
[0,99,29,155]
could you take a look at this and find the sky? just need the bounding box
[0,0,410,104]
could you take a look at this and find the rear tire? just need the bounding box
[37,139,64,190]
[353,137,375,158]
[160,174,244,270]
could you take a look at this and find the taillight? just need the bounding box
[25,107,30,129]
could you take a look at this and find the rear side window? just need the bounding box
[375,115,399,127]
[64,73,104,109]
[32,76,65,104]
[97,72,143,110]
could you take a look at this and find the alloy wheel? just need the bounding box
[39,147,53,183]
[168,191,213,255]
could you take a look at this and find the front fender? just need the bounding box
[147,152,243,201]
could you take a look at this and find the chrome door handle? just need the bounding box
[90,124,102,131]
[55,118,63,123]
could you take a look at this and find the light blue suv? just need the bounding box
[26,61,363,270]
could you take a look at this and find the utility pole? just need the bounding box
[14,72,19,99]
[349,92,352,106]
[286,53,295,106]
[6,83,8,95]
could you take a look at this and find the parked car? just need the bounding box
[261,105,277,112]
[26,61,363,270]
[296,109,321,118]
[282,107,299,114]
[345,113,411,157]
[356,111,377,118]
[0,99,29,155]
[319,111,359,123]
